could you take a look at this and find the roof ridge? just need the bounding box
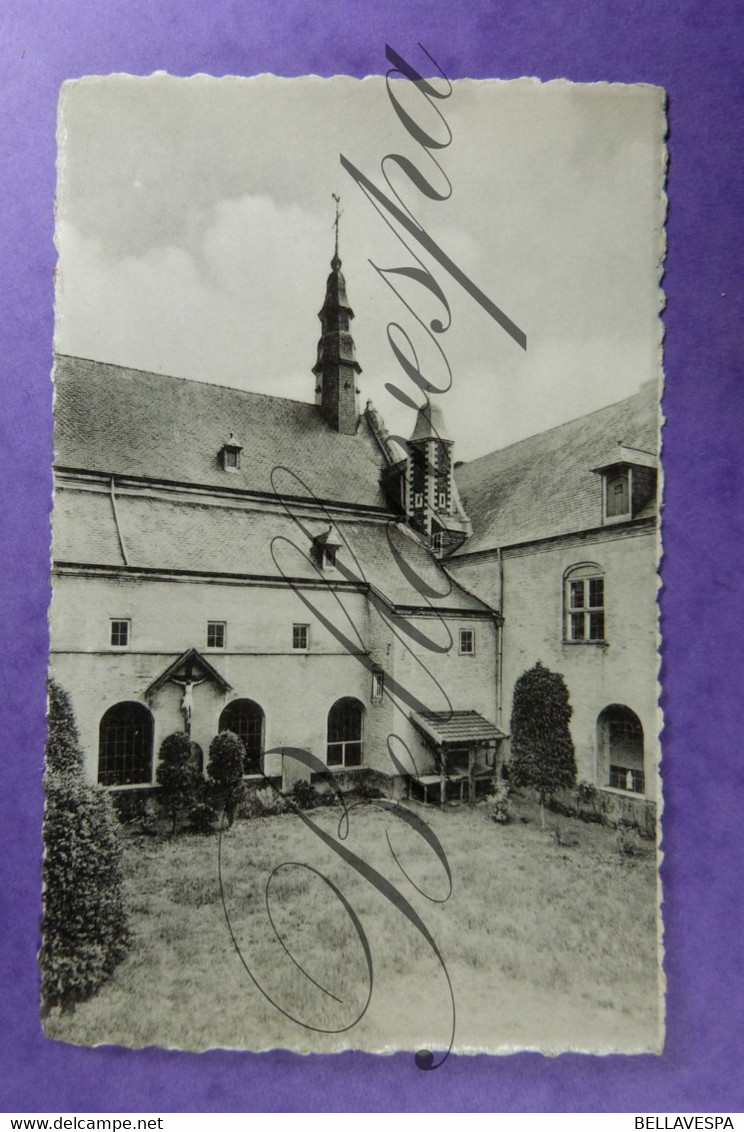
[54,353,317,411]
[459,379,658,471]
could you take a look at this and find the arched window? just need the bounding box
[597,705,645,794]
[326,697,364,768]
[564,563,605,642]
[98,702,154,786]
[219,699,265,775]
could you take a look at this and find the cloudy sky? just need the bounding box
[55,68,666,462]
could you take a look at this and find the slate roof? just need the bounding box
[453,381,659,555]
[410,710,506,746]
[52,489,488,614]
[53,356,389,510]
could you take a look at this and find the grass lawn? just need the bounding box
[44,791,663,1056]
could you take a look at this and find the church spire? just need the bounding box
[313,195,361,435]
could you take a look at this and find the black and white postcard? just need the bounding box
[43,68,666,1058]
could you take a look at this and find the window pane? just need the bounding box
[345,742,363,767]
[609,764,645,794]
[588,577,604,608]
[569,581,584,609]
[326,743,343,766]
[111,620,127,646]
[98,703,152,785]
[207,622,225,648]
[570,612,585,640]
[218,699,264,774]
[588,611,605,640]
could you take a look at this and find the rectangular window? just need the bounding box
[459,628,475,655]
[110,619,130,647]
[371,670,384,701]
[566,570,605,642]
[438,492,448,508]
[207,621,226,648]
[606,471,631,518]
[292,624,309,651]
[414,492,423,507]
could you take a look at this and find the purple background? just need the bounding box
[2,0,743,1113]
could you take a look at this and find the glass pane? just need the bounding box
[588,577,604,608]
[570,612,585,640]
[569,581,584,609]
[327,743,342,766]
[345,742,362,767]
[588,611,605,640]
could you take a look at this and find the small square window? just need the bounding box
[293,624,309,651]
[110,619,130,647]
[459,628,475,655]
[207,621,226,648]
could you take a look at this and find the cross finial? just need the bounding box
[331,193,343,264]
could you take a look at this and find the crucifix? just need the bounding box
[170,675,206,734]
[332,192,343,259]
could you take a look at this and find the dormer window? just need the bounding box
[220,434,243,472]
[593,445,657,524]
[311,524,342,571]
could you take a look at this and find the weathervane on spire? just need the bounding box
[332,192,343,263]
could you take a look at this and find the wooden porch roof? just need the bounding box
[410,710,506,748]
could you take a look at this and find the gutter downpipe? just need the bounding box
[497,547,504,728]
[110,476,129,566]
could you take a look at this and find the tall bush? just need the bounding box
[41,681,129,1013]
[45,678,84,774]
[207,730,245,828]
[156,731,200,835]
[509,661,577,826]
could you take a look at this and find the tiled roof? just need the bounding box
[53,356,389,510]
[411,710,506,746]
[52,489,488,614]
[453,381,659,554]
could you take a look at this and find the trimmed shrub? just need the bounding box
[41,681,129,1013]
[291,779,320,810]
[41,772,129,1013]
[510,661,577,826]
[187,801,218,835]
[156,731,200,835]
[45,678,84,775]
[207,731,246,828]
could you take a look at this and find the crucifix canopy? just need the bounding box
[144,647,232,702]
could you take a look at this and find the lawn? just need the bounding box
[44,792,663,1056]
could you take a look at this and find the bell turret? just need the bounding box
[312,196,361,435]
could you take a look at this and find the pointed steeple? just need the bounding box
[312,196,361,435]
